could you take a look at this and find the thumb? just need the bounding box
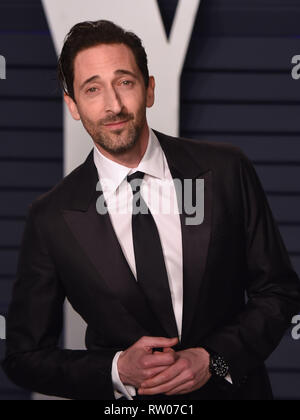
[163,346,179,361]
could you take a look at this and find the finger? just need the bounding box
[153,348,175,355]
[166,373,211,395]
[141,352,177,369]
[163,347,176,353]
[163,348,179,362]
[139,336,178,350]
[143,365,170,380]
[165,381,196,396]
[139,371,191,396]
[141,359,183,388]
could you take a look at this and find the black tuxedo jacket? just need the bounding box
[3,131,300,400]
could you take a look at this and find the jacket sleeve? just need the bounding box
[202,152,300,387]
[2,204,116,400]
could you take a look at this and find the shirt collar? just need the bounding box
[93,128,166,194]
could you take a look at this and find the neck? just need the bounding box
[94,124,150,169]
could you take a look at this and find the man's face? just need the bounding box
[64,43,155,156]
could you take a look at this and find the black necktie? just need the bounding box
[127,171,178,338]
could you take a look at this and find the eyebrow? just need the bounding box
[80,75,100,91]
[80,69,138,91]
[114,69,138,79]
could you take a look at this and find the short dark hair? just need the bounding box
[58,20,150,101]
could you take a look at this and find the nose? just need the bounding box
[104,86,123,115]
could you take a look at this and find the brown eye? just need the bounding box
[121,80,133,86]
[87,87,98,93]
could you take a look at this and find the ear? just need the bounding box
[146,76,155,109]
[64,93,81,121]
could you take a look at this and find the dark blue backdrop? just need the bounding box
[0,0,299,400]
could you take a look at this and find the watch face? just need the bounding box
[210,355,229,378]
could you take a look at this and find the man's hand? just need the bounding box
[117,336,179,389]
[138,347,211,396]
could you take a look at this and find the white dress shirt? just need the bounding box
[93,129,183,399]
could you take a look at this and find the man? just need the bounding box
[3,20,300,401]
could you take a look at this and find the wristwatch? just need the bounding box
[209,353,230,379]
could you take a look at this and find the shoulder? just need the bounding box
[180,135,244,158]
[29,151,94,218]
[155,130,249,169]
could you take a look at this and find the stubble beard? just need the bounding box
[81,111,146,156]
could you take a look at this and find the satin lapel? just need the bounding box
[156,132,213,344]
[176,169,213,344]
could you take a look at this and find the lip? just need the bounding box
[104,120,129,129]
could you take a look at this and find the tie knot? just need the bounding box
[127,171,145,194]
[127,171,145,184]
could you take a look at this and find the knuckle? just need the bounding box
[190,378,197,388]
[141,359,149,368]
[142,369,151,379]
[186,369,195,381]
[180,359,189,369]
[158,373,167,383]
[147,369,156,378]
[166,355,175,364]
[170,353,177,362]
[146,370,154,378]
